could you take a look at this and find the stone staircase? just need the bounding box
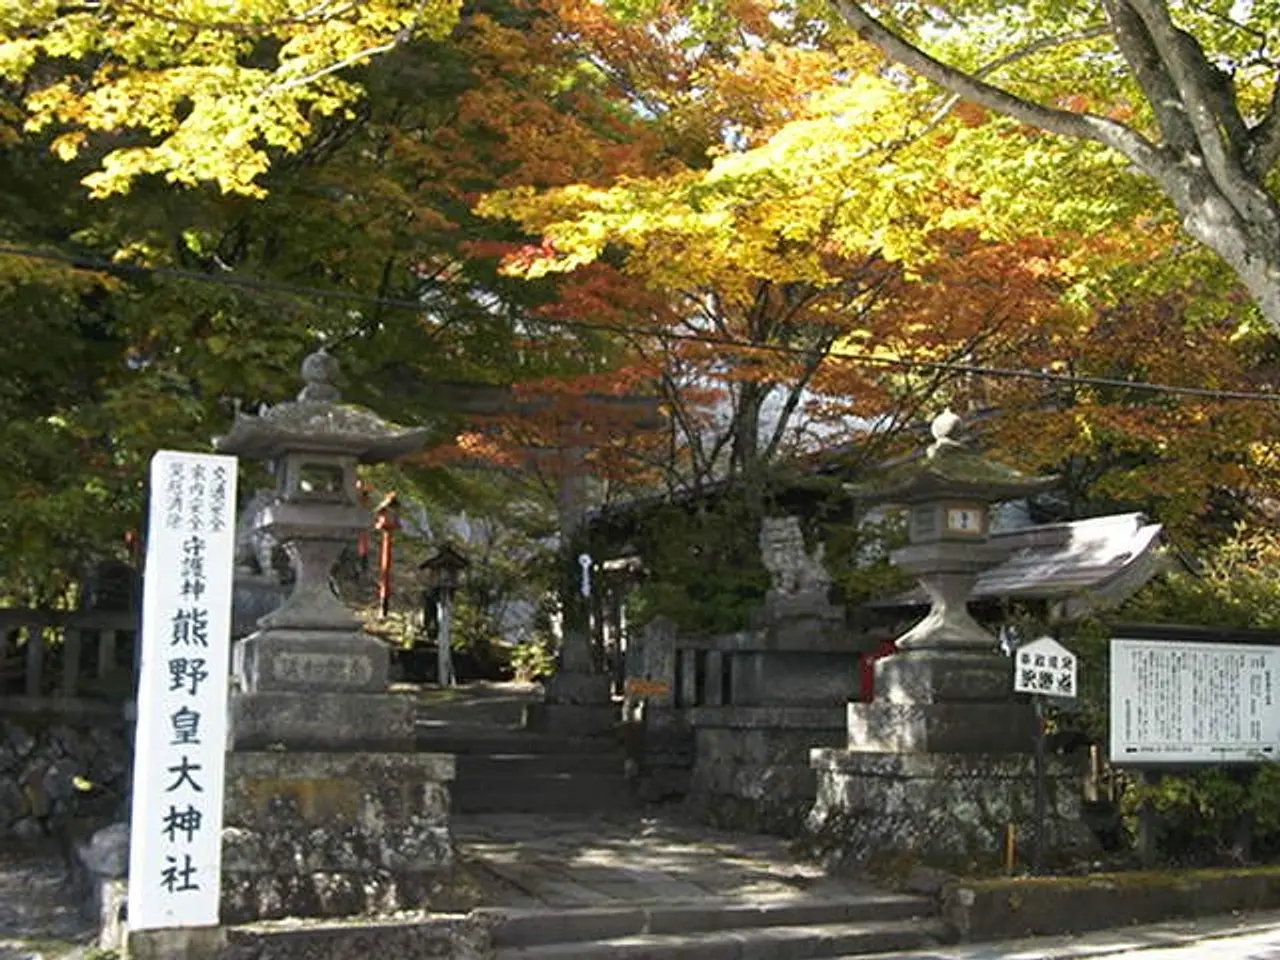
[415,683,950,960]
[414,682,635,816]
[487,895,949,959]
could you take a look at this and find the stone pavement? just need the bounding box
[0,844,94,960]
[453,810,886,909]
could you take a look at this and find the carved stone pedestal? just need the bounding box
[806,650,1096,871]
[220,752,456,923]
[806,749,1094,872]
[525,671,617,737]
[230,627,417,751]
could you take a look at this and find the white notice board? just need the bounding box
[1110,638,1280,765]
[128,451,238,930]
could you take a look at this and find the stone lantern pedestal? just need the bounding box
[213,351,456,922]
[806,412,1095,872]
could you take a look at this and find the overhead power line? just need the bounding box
[3,243,1279,404]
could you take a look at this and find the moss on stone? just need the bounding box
[966,864,1280,893]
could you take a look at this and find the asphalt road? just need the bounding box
[887,912,1280,960]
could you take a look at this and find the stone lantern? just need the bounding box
[215,348,429,750]
[862,408,1056,652]
[806,411,1095,870]
[421,542,470,687]
[209,350,457,923]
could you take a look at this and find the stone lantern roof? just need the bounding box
[215,349,429,463]
[847,409,1058,506]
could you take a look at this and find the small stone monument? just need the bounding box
[758,515,841,630]
[211,349,456,921]
[807,410,1095,869]
[229,488,289,641]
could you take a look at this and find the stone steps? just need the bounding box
[417,718,637,816]
[489,895,933,945]
[488,895,947,959]
[415,726,620,756]
[453,770,635,814]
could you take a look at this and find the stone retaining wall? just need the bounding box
[0,709,130,839]
[943,867,1280,942]
[129,913,494,960]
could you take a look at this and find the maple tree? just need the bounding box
[477,11,1092,500]
[0,0,680,597]
[975,283,1280,543]
[0,0,460,197]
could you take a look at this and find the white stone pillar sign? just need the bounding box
[128,451,238,930]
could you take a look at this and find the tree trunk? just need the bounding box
[1172,184,1280,327]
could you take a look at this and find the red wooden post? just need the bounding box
[859,639,898,702]
[374,492,399,618]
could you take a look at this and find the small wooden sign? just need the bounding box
[625,678,671,699]
[1014,636,1077,699]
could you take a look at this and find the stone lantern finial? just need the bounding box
[927,408,964,457]
[298,348,341,404]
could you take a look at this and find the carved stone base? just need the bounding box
[221,751,456,923]
[806,749,1096,873]
[846,701,1038,755]
[874,650,1014,704]
[229,690,416,751]
[235,629,389,693]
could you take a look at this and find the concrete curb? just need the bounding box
[864,908,1280,958]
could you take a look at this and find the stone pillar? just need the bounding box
[524,460,617,737]
[629,617,692,802]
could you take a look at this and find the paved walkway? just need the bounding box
[453,811,884,910]
[0,844,94,960]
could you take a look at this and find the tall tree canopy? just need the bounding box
[4,0,1280,604]
[821,0,1280,331]
[0,0,673,593]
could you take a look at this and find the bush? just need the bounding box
[1020,524,1280,866]
[510,641,556,683]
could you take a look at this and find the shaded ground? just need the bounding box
[0,842,95,960]
[453,810,886,910]
[410,679,543,730]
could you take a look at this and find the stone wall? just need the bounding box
[806,750,1096,874]
[0,709,130,840]
[221,751,457,923]
[686,707,845,835]
[129,914,495,960]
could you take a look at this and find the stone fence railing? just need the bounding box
[0,606,137,708]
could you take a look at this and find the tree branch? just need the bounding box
[1097,0,1197,153]
[830,0,1169,177]
[267,39,402,96]
[914,25,1111,139]
[1123,0,1271,225]
[1251,71,1280,174]
[761,333,837,463]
